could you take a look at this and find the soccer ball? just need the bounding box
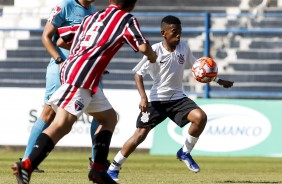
[192,57,218,83]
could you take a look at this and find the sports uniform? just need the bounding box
[45,0,95,103]
[50,4,149,116]
[135,41,200,128]
[107,15,233,182]
[108,41,203,182]
[22,0,96,163]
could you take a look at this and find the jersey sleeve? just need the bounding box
[47,1,66,27]
[135,57,150,76]
[123,17,149,52]
[132,43,157,75]
[58,24,80,43]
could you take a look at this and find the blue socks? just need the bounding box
[23,118,49,160]
[91,119,99,161]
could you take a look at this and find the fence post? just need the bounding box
[204,12,211,98]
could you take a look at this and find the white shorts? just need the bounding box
[49,84,112,118]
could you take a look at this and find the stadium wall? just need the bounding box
[1,88,281,157]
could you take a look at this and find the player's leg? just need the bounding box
[107,127,151,181]
[21,104,55,173]
[21,61,60,172]
[108,102,164,181]
[89,82,103,167]
[89,118,99,167]
[175,98,207,173]
[22,105,55,160]
[12,107,77,184]
[12,84,88,183]
[85,87,117,183]
[88,109,118,184]
[122,127,151,157]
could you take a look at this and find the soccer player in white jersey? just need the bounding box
[107,15,234,182]
[20,0,98,173]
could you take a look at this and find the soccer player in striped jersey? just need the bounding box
[19,0,98,174]
[57,23,111,169]
[11,0,157,183]
[107,15,234,182]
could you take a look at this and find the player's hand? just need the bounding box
[139,97,148,112]
[217,79,234,88]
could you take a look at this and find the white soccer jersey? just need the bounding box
[135,41,196,102]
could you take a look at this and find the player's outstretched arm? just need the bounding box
[214,77,234,88]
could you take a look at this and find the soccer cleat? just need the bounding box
[176,148,200,173]
[107,169,120,182]
[11,162,31,184]
[19,158,44,173]
[88,169,117,184]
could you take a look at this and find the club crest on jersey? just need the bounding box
[74,99,84,111]
[177,54,185,64]
[140,112,150,123]
[48,6,62,22]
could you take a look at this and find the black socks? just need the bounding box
[28,133,55,170]
[93,130,113,165]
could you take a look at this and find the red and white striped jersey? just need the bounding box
[60,5,148,94]
[58,24,80,43]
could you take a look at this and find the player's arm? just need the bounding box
[56,25,80,50]
[57,37,72,50]
[125,17,158,63]
[135,73,148,112]
[138,43,157,63]
[213,77,234,88]
[42,21,62,62]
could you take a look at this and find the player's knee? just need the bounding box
[94,108,118,130]
[40,105,56,123]
[191,109,207,128]
[197,113,207,128]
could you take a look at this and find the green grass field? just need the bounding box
[1,150,282,184]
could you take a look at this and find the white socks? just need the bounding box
[182,134,198,153]
[109,150,127,170]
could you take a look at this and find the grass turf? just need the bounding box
[1,150,282,184]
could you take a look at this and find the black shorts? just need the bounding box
[136,97,199,128]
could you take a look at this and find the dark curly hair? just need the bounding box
[161,15,181,25]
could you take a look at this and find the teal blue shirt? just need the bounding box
[47,0,96,60]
